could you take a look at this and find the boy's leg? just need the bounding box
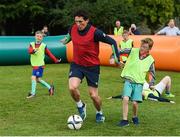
[27,75,37,98]
[36,67,51,90]
[132,101,139,125]
[38,78,55,95]
[31,76,37,95]
[122,96,129,120]
[131,83,143,125]
[117,81,132,127]
[38,78,51,89]
[132,101,138,118]
[121,80,132,120]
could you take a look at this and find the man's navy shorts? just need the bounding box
[69,63,100,88]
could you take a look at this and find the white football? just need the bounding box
[67,114,83,130]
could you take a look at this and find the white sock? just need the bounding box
[96,110,103,115]
[76,100,83,108]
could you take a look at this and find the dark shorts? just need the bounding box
[69,63,100,88]
[32,67,44,77]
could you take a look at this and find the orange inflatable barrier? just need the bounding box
[66,35,180,71]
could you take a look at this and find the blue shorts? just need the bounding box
[32,67,44,78]
[69,63,100,88]
[122,80,143,102]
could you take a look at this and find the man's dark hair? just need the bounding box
[73,9,89,20]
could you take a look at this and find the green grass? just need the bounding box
[0,64,180,136]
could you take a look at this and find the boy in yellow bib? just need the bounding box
[119,30,133,63]
[110,38,155,127]
[27,31,61,99]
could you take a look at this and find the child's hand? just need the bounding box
[33,48,38,54]
[56,58,61,63]
[109,58,115,64]
[149,86,155,90]
[60,38,67,45]
[116,61,124,68]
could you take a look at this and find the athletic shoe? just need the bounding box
[165,93,175,98]
[77,103,86,120]
[117,120,129,127]
[26,93,35,99]
[170,101,175,104]
[96,113,105,123]
[132,117,139,125]
[106,96,113,99]
[49,85,55,96]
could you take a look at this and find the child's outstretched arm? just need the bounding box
[45,47,61,63]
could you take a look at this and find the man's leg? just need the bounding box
[69,77,81,102]
[88,86,105,123]
[69,77,86,120]
[88,86,101,111]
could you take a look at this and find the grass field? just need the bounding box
[0,64,180,136]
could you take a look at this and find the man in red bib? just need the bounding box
[61,9,119,123]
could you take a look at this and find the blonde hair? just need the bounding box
[141,38,154,49]
[35,30,43,35]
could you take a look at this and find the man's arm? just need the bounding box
[177,28,180,35]
[60,26,72,44]
[61,33,71,44]
[156,27,166,35]
[94,29,119,63]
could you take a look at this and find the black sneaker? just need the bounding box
[49,85,54,96]
[132,117,139,125]
[26,93,35,99]
[117,120,129,127]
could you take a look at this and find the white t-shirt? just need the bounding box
[157,26,180,36]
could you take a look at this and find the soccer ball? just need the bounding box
[67,114,83,130]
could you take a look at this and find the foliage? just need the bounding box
[134,0,174,31]
[0,0,178,35]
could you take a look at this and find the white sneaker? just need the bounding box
[26,93,35,99]
[170,101,175,104]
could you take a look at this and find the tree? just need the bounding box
[91,0,139,34]
[134,0,174,33]
[0,0,46,35]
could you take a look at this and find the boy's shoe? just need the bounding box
[96,113,105,123]
[117,120,129,127]
[26,93,35,99]
[165,93,175,98]
[170,101,175,104]
[49,85,55,96]
[132,117,139,125]
[77,103,86,120]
